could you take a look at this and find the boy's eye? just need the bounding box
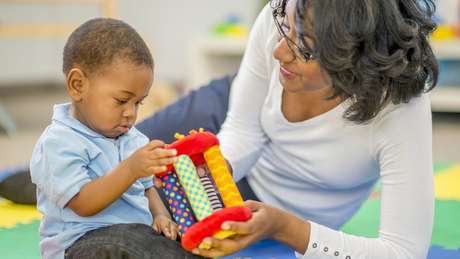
[136,100,144,106]
[115,98,128,105]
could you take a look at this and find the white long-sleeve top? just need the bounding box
[217,4,434,259]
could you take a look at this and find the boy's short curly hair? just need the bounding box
[63,18,153,76]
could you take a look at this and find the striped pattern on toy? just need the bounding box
[199,174,223,211]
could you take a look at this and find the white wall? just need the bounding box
[0,0,262,87]
[121,0,261,84]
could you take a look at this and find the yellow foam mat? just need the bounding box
[0,199,42,228]
[435,165,460,201]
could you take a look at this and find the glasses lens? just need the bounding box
[274,16,285,35]
[272,2,312,62]
[286,38,306,61]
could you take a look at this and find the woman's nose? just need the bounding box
[273,37,296,63]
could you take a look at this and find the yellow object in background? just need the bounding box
[435,165,460,201]
[0,199,41,228]
[212,14,249,39]
[432,25,458,41]
[221,25,248,38]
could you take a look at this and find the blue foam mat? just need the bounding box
[221,240,460,259]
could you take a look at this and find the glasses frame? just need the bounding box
[270,0,315,63]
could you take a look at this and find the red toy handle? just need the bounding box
[181,206,252,251]
[156,131,219,177]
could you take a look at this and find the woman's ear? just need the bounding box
[66,68,88,102]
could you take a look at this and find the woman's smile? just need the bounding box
[280,65,297,80]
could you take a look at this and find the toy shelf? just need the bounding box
[430,86,460,112]
[195,37,247,56]
[430,40,460,112]
[186,36,248,90]
[431,40,460,59]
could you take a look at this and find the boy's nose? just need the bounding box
[122,104,137,118]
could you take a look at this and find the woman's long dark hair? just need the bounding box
[295,0,439,123]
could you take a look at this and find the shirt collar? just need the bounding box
[52,103,133,141]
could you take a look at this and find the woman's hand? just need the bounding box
[191,200,286,257]
[153,214,178,240]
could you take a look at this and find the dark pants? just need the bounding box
[65,178,259,259]
[65,223,203,259]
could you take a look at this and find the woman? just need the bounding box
[190,0,438,258]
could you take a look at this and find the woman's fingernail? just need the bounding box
[171,149,177,155]
[192,249,199,254]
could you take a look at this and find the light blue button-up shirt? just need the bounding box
[30,103,154,259]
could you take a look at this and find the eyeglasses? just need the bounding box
[270,0,315,62]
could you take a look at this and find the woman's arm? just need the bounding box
[299,96,434,259]
[195,96,434,259]
[217,4,275,181]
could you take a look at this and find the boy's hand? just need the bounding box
[124,140,177,179]
[153,214,178,240]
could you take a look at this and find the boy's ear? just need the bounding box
[66,68,88,102]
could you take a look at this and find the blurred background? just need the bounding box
[0,0,459,165]
[0,0,264,165]
[0,1,459,258]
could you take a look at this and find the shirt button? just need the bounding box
[334,251,339,256]
[312,243,318,248]
[346,256,351,259]
[323,247,329,252]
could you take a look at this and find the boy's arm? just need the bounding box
[145,187,171,219]
[66,140,175,217]
[66,161,136,217]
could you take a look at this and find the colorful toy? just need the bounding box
[212,14,249,38]
[157,129,252,252]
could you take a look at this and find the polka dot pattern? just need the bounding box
[160,173,196,235]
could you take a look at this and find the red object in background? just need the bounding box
[181,206,253,251]
[156,131,220,177]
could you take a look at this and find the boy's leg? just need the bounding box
[65,223,203,259]
[136,75,233,142]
